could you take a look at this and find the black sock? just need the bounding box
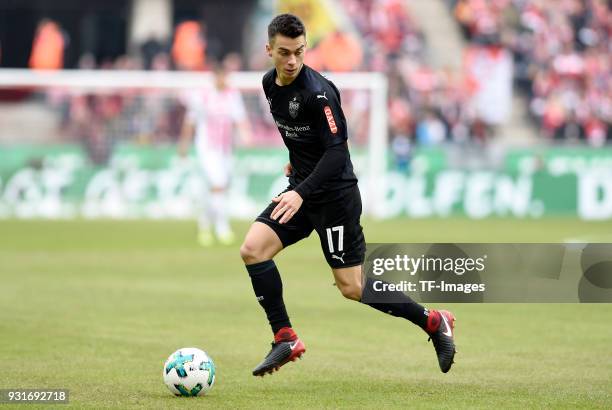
[360,277,429,330]
[246,260,291,334]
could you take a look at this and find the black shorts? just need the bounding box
[256,185,366,269]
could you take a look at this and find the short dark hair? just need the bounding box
[268,14,306,42]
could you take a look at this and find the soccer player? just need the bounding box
[240,14,456,376]
[180,64,251,246]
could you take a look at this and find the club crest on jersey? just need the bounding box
[289,97,300,119]
[324,106,338,134]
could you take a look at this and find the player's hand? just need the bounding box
[178,145,188,158]
[284,162,293,177]
[271,191,303,224]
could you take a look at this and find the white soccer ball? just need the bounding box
[163,347,216,396]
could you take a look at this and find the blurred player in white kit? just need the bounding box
[180,64,252,246]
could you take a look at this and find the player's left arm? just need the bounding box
[272,88,349,224]
[293,87,349,199]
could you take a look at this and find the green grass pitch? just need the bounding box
[0,218,611,409]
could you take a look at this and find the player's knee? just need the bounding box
[240,241,265,264]
[337,282,362,301]
[239,242,255,263]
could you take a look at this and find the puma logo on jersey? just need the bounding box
[331,253,345,264]
[323,106,338,134]
[316,92,328,100]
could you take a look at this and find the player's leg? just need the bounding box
[241,195,312,376]
[209,186,233,244]
[317,186,457,372]
[330,264,431,331]
[204,151,234,244]
[330,265,362,300]
[240,221,283,263]
[240,222,288,334]
[194,149,214,246]
[330,265,457,373]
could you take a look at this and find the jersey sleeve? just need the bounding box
[309,87,347,148]
[293,86,350,199]
[292,142,349,199]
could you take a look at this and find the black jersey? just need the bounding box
[262,65,358,197]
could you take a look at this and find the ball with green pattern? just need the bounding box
[163,347,216,396]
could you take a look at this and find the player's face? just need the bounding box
[214,70,227,90]
[267,34,306,85]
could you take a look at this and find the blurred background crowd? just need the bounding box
[0,0,610,165]
[450,0,610,144]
